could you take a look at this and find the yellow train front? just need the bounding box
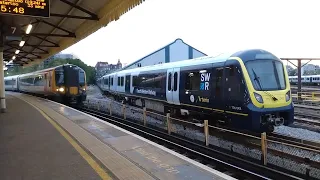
[18,64,87,105]
[229,50,294,132]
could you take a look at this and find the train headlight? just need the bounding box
[59,87,64,92]
[254,92,264,103]
[285,90,291,102]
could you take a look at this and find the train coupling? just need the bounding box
[265,114,284,126]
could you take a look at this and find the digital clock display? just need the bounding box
[0,0,50,18]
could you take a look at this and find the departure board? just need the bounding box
[0,0,50,18]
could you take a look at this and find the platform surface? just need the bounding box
[0,94,102,180]
[1,92,235,180]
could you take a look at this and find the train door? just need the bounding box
[125,74,130,93]
[11,78,14,90]
[108,76,111,90]
[166,68,180,105]
[223,60,247,120]
[44,73,48,92]
[211,65,224,110]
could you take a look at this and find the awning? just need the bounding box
[1,0,145,66]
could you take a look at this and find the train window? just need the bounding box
[133,76,139,86]
[111,77,113,85]
[34,77,40,86]
[79,71,85,85]
[55,70,64,85]
[173,72,178,91]
[185,72,200,91]
[215,68,223,96]
[134,74,154,88]
[117,77,120,86]
[229,65,235,76]
[27,77,34,85]
[34,76,45,86]
[121,77,124,86]
[168,73,172,91]
[225,65,243,100]
[104,78,108,85]
[154,73,165,89]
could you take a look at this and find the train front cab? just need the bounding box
[230,52,294,132]
[53,65,87,104]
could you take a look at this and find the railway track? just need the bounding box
[267,132,320,152]
[294,115,320,126]
[293,104,320,129]
[77,105,312,180]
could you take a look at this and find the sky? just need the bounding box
[62,0,320,67]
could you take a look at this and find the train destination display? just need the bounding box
[0,0,49,18]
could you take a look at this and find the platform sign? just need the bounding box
[1,23,22,41]
[0,0,50,18]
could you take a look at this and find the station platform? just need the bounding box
[0,92,235,180]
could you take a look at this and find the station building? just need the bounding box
[122,38,207,70]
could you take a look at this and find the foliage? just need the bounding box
[5,58,96,84]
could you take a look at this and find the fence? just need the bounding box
[293,92,320,105]
[85,98,320,179]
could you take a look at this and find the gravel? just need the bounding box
[274,126,320,143]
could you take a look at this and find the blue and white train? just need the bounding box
[97,49,294,132]
[289,75,320,86]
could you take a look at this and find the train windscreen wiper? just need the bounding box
[251,69,278,101]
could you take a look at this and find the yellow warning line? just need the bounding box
[17,95,112,180]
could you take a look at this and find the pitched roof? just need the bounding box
[122,38,207,70]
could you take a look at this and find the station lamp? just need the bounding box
[15,50,20,54]
[26,24,33,34]
[19,41,25,47]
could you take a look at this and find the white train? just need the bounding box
[4,75,19,91]
[97,49,294,133]
[4,64,87,105]
[288,75,320,85]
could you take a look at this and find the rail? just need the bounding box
[294,104,320,127]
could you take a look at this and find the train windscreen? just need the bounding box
[246,60,286,91]
[55,68,64,86]
[79,71,85,86]
[65,66,78,87]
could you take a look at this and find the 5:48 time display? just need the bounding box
[1,5,25,14]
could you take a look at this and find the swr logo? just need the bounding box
[200,73,210,90]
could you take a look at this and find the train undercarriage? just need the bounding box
[104,92,233,129]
